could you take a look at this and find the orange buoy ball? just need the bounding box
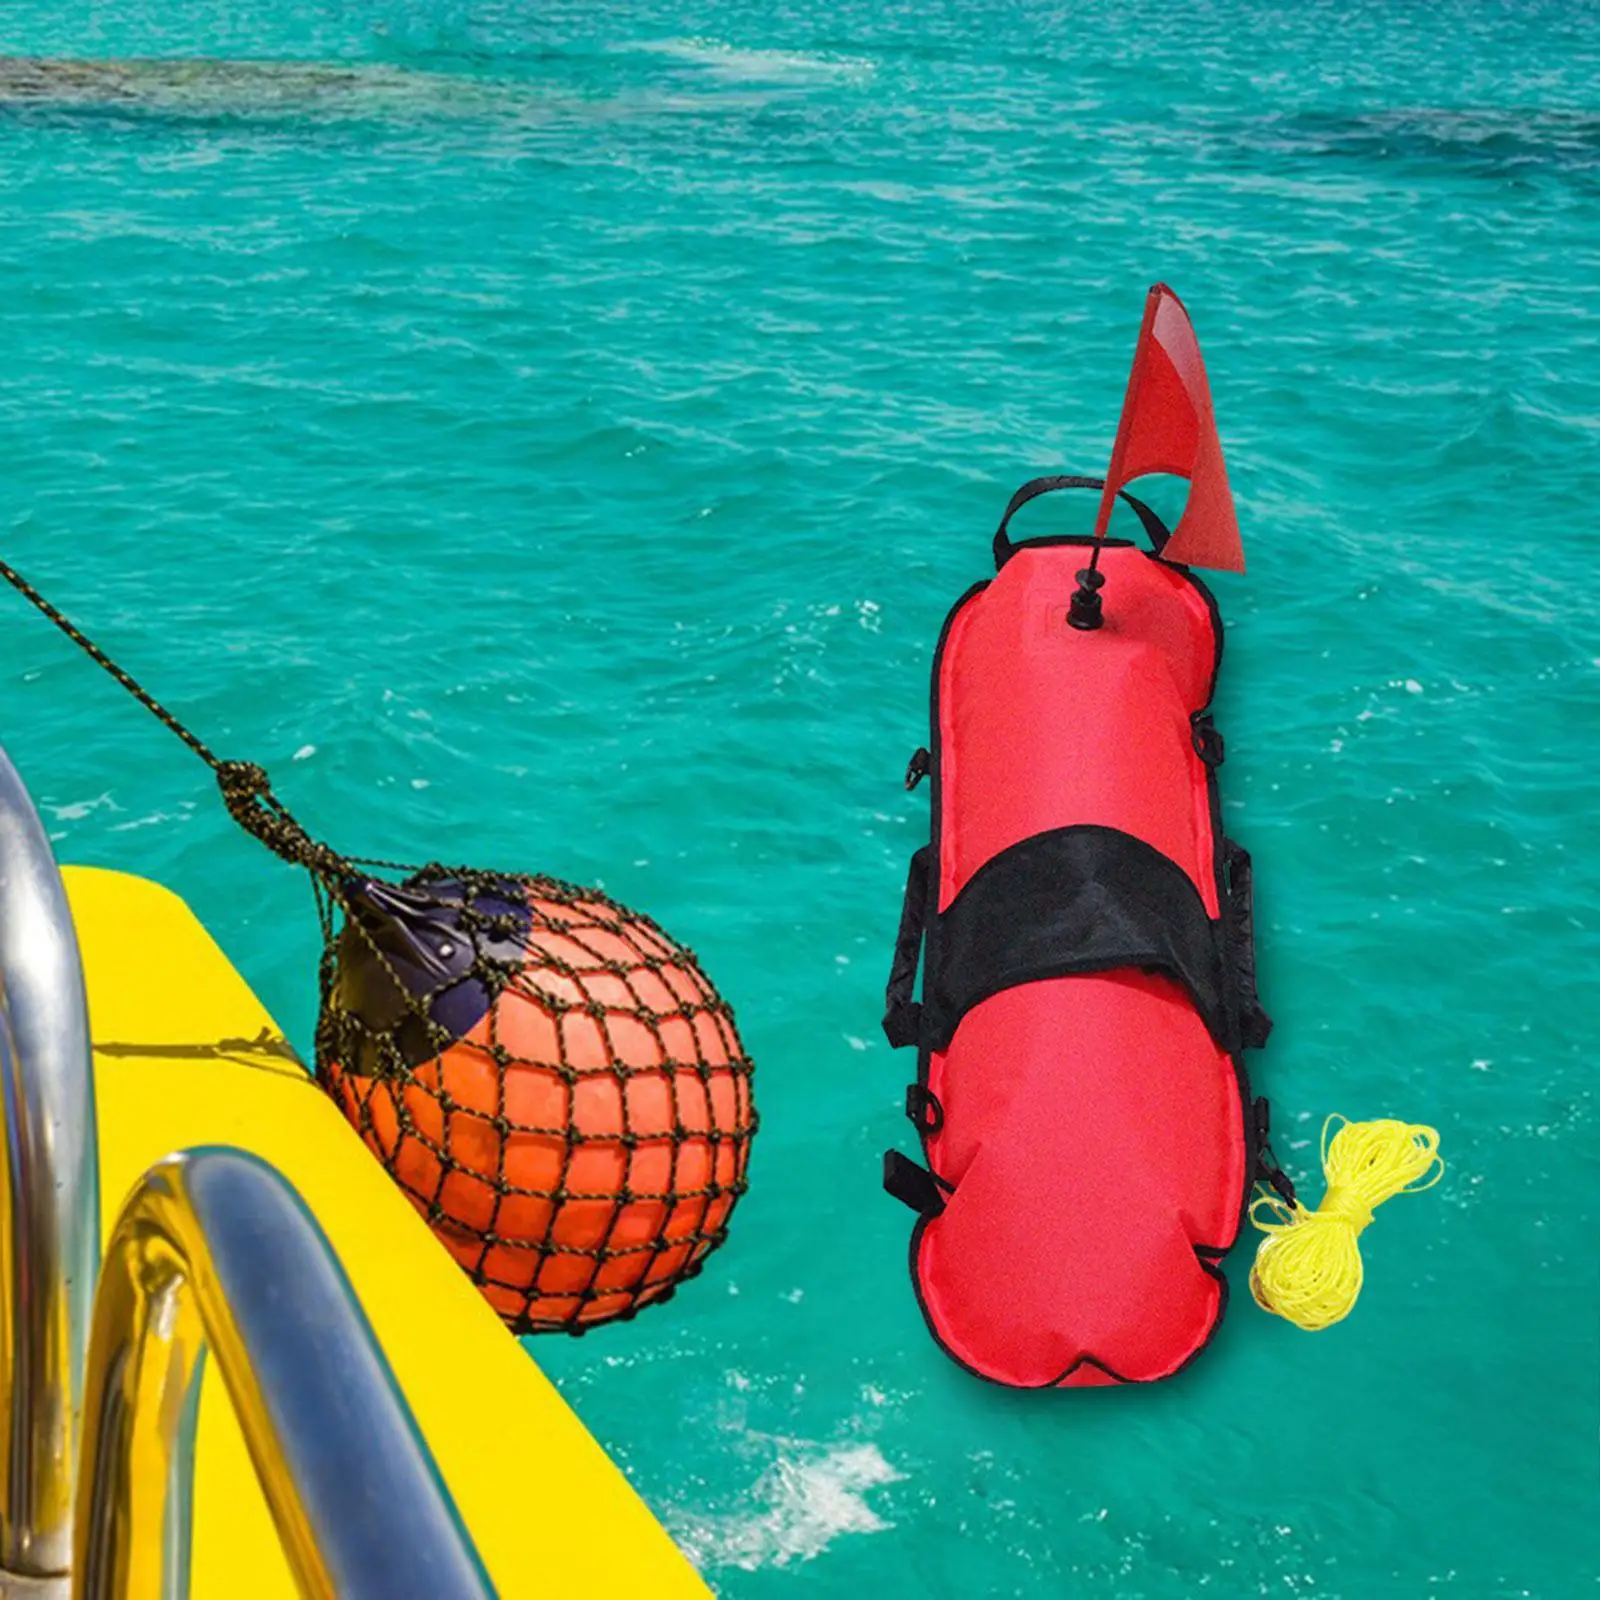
[317,872,756,1332]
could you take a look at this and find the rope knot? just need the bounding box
[215,760,349,882]
[217,759,272,804]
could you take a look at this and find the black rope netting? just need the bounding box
[315,861,756,1334]
[1,558,757,1334]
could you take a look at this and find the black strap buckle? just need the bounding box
[1254,1096,1271,1146]
[1263,1163,1297,1206]
[1252,1100,1297,1207]
[905,1083,944,1135]
[904,747,931,791]
[883,1150,950,1217]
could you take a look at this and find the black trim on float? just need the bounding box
[915,577,988,1135]
[1173,558,1269,1252]
[899,1243,1237,1393]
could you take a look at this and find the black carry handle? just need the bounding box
[883,845,931,1048]
[992,475,1174,570]
[1222,839,1273,1050]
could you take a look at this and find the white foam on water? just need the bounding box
[670,1438,903,1574]
[47,792,117,821]
[621,38,874,85]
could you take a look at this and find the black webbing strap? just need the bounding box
[882,845,931,1048]
[883,1150,949,1217]
[920,824,1236,1054]
[992,475,1174,570]
[884,827,1273,1057]
[883,829,1271,1057]
[1223,839,1273,1049]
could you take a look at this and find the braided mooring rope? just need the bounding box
[1,555,757,1334]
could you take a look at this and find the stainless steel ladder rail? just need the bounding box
[0,744,496,1596]
[74,1148,497,1600]
[0,742,99,1580]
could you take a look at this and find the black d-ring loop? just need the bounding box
[905,1084,945,1136]
[1191,714,1225,768]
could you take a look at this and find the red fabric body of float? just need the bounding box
[904,538,1258,1387]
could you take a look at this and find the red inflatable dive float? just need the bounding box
[882,287,1292,1387]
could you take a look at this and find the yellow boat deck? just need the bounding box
[67,863,707,1599]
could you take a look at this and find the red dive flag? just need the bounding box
[1094,284,1246,573]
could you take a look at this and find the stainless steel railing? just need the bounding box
[0,743,99,1579]
[74,1147,496,1600]
[0,743,495,1596]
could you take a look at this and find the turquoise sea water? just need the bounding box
[2,2,1597,1594]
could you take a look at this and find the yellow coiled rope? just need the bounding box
[1250,1116,1443,1331]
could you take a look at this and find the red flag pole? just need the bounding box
[1069,286,1163,632]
